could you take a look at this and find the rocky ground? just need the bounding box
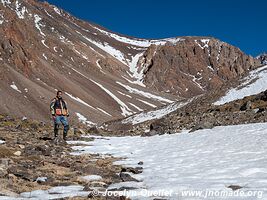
[1,91,266,200]
[100,90,267,136]
[0,115,135,199]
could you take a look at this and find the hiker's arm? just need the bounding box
[65,101,69,117]
[50,99,56,116]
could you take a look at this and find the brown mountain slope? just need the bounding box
[0,0,261,125]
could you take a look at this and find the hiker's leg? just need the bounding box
[54,116,61,138]
[61,116,69,140]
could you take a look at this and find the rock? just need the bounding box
[18,145,25,149]
[240,101,252,111]
[253,108,260,113]
[7,173,18,183]
[13,151,22,156]
[138,161,143,165]
[15,124,22,130]
[189,121,214,133]
[106,195,129,200]
[108,186,138,191]
[227,184,243,191]
[88,126,99,134]
[9,171,31,181]
[141,119,170,137]
[39,121,46,127]
[119,172,139,182]
[39,136,53,141]
[142,38,259,98]
[257,53,267,65]
[52,137,67,145]
[22,116,27,121]
[24,145,51,156]
[261,90,267,101]
[0,138,5,144]
[0,158,11,168]
[36,176,48,183]
[141,129,158,137]
[0,146,13,158]
[96,159,111,167]
[90,181,107,188]
[0,167,8,178]
[30,123,39,130]
[77,128,86,135]
[121,167,143,174]
[57,161,71,168]
[79,164,102,175]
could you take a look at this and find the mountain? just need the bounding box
[257,53,267,65]
[102,64,267,135]
[0,0,261,125]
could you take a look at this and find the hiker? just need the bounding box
[50,90,69,140]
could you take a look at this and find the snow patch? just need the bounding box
[207,65,214,71]
[0,140,5,144]
[76,31,128,65]
[70,67,132,117]
[18,185,89,199]
[15,0,27,19]
[195,39,210,49]
[81,175,102,181]
[123,100,190,125]
[117,91,132,98]
[180,71,204,91]
[96,59,102,69]
[214,65,267,105]
[53,7,61,15]
[44,9,53,18]
[36,177,47,183]
[42,53,47,60]
[76,112,96,126]
[90,79,133,117]
[126,52,146,87]
[41,39,49,48]
[34,14,45,36]
[70,123,267,199]
[117,81,174,103]
[97,107,112,117]
[137,98,157,108]
[217,44,222,61]
[10,82,21,93]
[91,25,183,47]
[129,102,143,112]
[0,13,4,25]
[73,47,88,61]
[65,92,95,110]
[0,0,11,7]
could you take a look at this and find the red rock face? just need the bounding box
[0,0,261,125]
[140,38,260,97]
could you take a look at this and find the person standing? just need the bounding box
[50,90,69,140]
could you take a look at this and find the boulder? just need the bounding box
[121,167,143,174]
[13,151,22,156]
[189,121,214,133]
[119,172,139,182]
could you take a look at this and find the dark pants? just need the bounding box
[54,115,69,140]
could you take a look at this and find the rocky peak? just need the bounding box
[138,37,260,98]
[257,53,267,65]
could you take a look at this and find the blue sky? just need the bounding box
[43,0,266,56]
